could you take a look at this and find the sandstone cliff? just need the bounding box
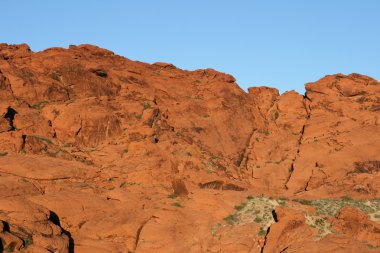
[0,43,379,252]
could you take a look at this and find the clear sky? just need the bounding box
[1,1,379,94]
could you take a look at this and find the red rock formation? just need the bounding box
[0,43,379,252]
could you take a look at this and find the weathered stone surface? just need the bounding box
[0,43,379,252]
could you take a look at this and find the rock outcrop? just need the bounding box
[0,43,379,252]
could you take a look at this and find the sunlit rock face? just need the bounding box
[0,43,379,253]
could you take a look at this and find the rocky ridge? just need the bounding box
[0,43,379,252]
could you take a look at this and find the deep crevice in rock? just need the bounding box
[284,99,311,190]
[2,221,10,232]
[75,120,82,136]
[49,211,74,253]
[134,217,152,252]
[4,107,17,131]
[271,209,278,222]
[260,226,271,253]
[303,92,312,102]
[148,108,160,128]
[21,135,26,152]
[237,128,256,167]
[302,168,314,192]
[284,164,294,190]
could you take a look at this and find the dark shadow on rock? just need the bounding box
[2,221,10,232]
[4,107,17,131]
[272,209,278,222]
[49,211,74,253]
[0,221,10,253]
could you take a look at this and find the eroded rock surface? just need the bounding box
[0,43,379,252]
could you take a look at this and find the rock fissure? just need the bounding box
[237,128,256,167]
[0,44,378,253]
[75,119,82,136]
[148,108,160,128]
[260,226,271,253]
[0,70,15,98]
[65,87,71,101]
[20,134,26,152]
[134,216,153,252]
[303,175,312,193]
[284,98,311,190]
[0,170,87,181]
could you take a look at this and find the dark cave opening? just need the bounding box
[4,107,17,131]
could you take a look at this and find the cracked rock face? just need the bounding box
[0,199,70,253]
[0,43,379,252]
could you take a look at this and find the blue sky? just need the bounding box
[1,1,379,94]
